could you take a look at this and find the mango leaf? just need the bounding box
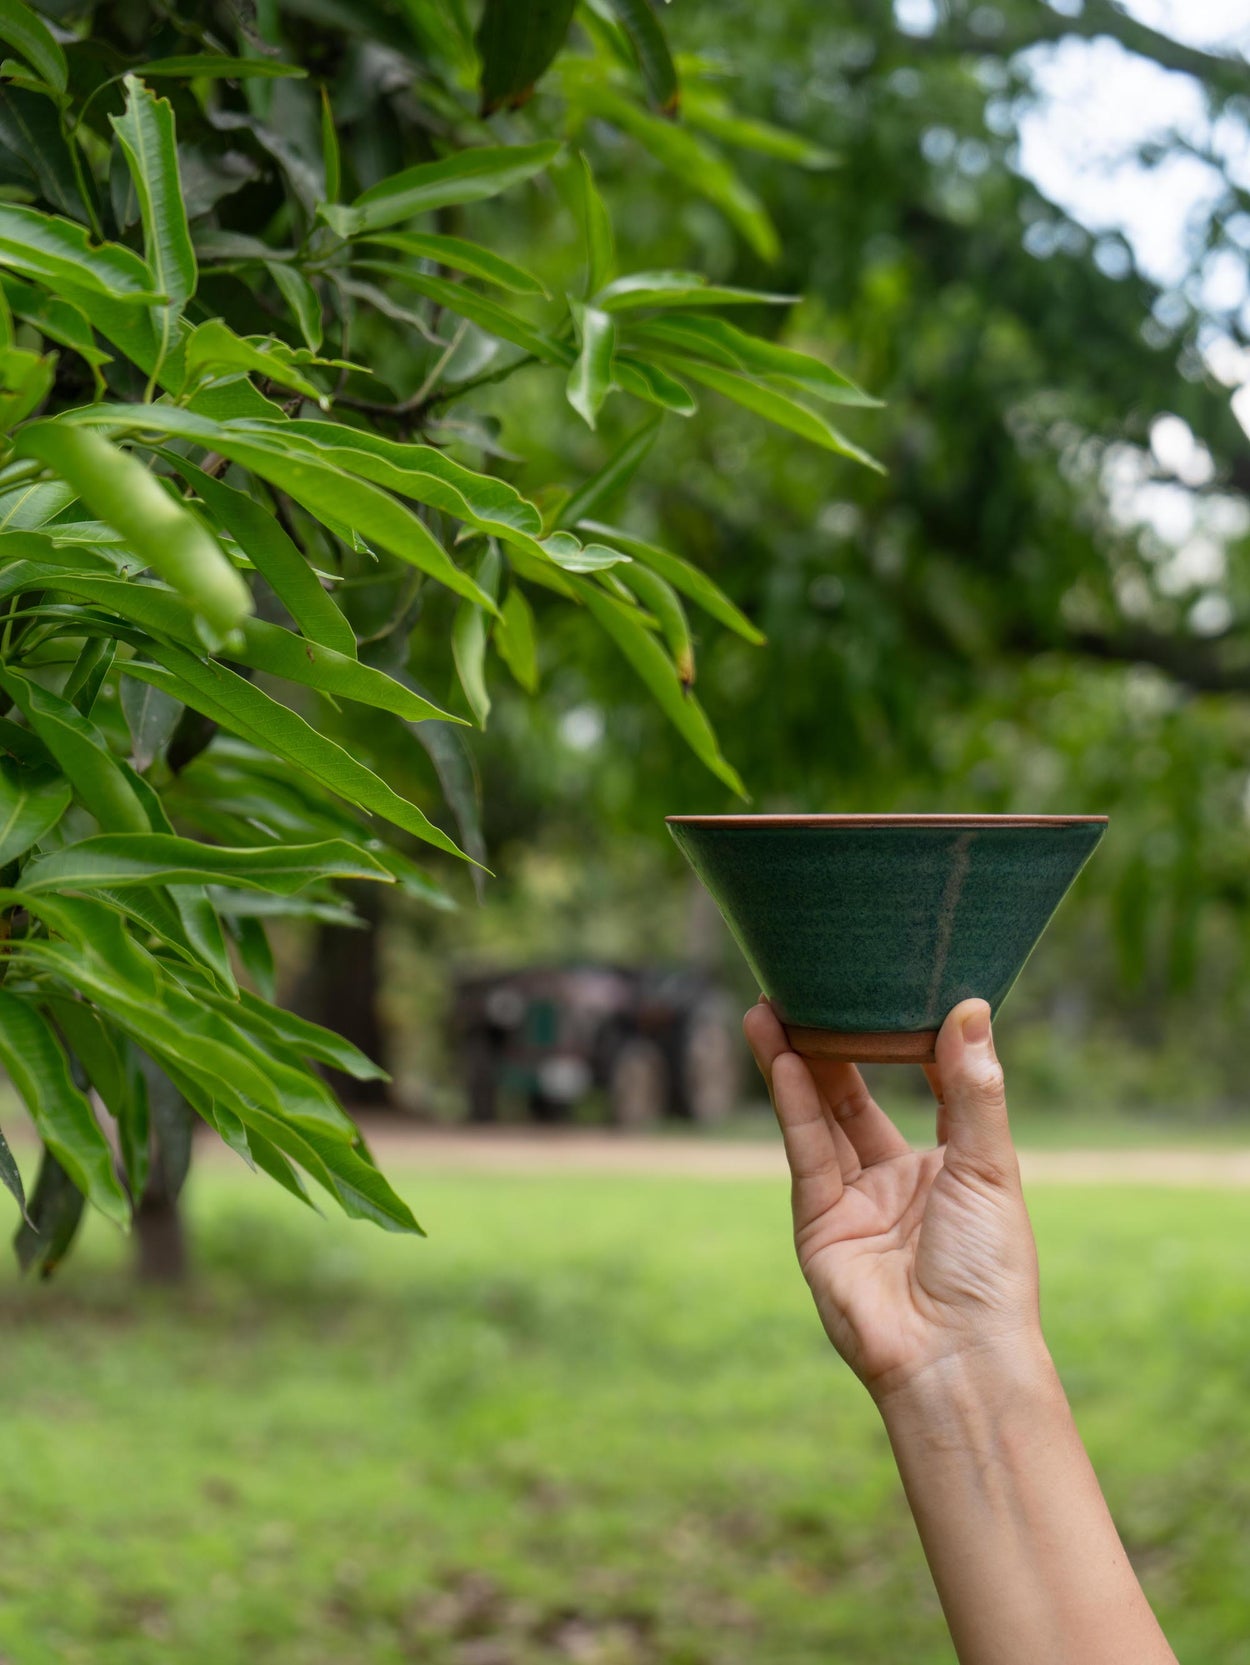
[3,276,113,373]
[571,576,746,796]
[0,0,67,93]
[58,403,495,612]
[573,83,778,261]
[13,1149,83,1276]
[267,262,323,351]
[230,1101,422,1232]
[681,87,838,168]
[493,584,538,693]
[572,151,615,295]
[0,345,53,432]
[64,634,116,717]
[260,419,544,536]
[613,351,696,415]
[566,301,615,429]
[0,204,159,301]
[133,54,307,80]
[357,262,567,364]
[9,901,357,1145]
[453,546,500,728]
[0,668,150,833]
[595,270,795,311]
[120,675,183,772]
[540,530,629,571]
[476,0,577,112]
[167,454,355,656]
[556,413,659,528]
[577,519,765,643]
[183,319,323,401]
[19,833,393,895]
[0,85,86,218]
[656,357,884,469]
[109,75,196,372]
[0,1124,26,1222]
[229,987,387,1081]
[615,561,694,686]
[603,0,679,112]
[323,141,561,236]
[119,649,472,861]
[363,231,546,295]
[46,998,151,1199]
[629,313,877,405]
[320,86,340,203]
[13,422,253,639]
[0,989,130,1226]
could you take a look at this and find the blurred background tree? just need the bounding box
[399,0,1250,1118]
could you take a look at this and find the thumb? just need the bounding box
[933,999,1018,1186]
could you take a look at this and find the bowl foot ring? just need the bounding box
[784,1026,939,1065]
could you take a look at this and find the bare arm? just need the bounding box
[744,996,1176,1665]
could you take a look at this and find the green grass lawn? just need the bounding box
[0,1164,1248,1665]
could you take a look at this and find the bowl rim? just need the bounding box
[665,813,1109,829]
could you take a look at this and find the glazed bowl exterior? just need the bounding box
[666,814,1107,1062]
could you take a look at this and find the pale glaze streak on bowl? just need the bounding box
[666,814,1107,1063]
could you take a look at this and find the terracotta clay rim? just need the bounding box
[785,1026,939,1064]
[666,813,1108,829]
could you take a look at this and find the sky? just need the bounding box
[1017,0,1250,296]
[1009,2,1250,613]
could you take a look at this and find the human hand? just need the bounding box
[743,997,1045,1406]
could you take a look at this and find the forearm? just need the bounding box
[877,1341,1177,1665]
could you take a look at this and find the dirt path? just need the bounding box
[351,1122,1250,1188]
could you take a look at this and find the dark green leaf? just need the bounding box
[0,204,158,301]
[571,576,746,796]
[493,585,538,692]
[357,261,567,364]
[19,833,393,895]
[630,314,876,405]
[267,262,323,352]
[167,454,355,656]
[577,520,765,643]
[13,422,253,640]
[109,75,197,370]
[0,1124,27,1223]
[571,151,615,295]
[362,231,546,295]
[603,0,679,112]
[13,1149,84,1277]
[572,84,778,261]
[476,0,577,112]
[119,649,472,861]
[0,989,129,1225]
[0,669,150,833]
[556,414,659,528]
[681,87,838,168]
[121,675,183,772]
[0,0,67,93]
[615,560,694,686]
[133,54,307,80]
[595,270,795,311]
[659,357,884,468]
[59,403,495,612]
[0,754,71,863]
[326,141,561,236]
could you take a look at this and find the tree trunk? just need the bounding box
[296,881,393,1106]
[134,1188,188,1285]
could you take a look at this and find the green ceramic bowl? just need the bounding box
[666,814,1107,1063]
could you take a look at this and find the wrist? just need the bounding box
[873,1331,1063,1447]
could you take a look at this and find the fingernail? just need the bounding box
[961,1006,991,1048]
